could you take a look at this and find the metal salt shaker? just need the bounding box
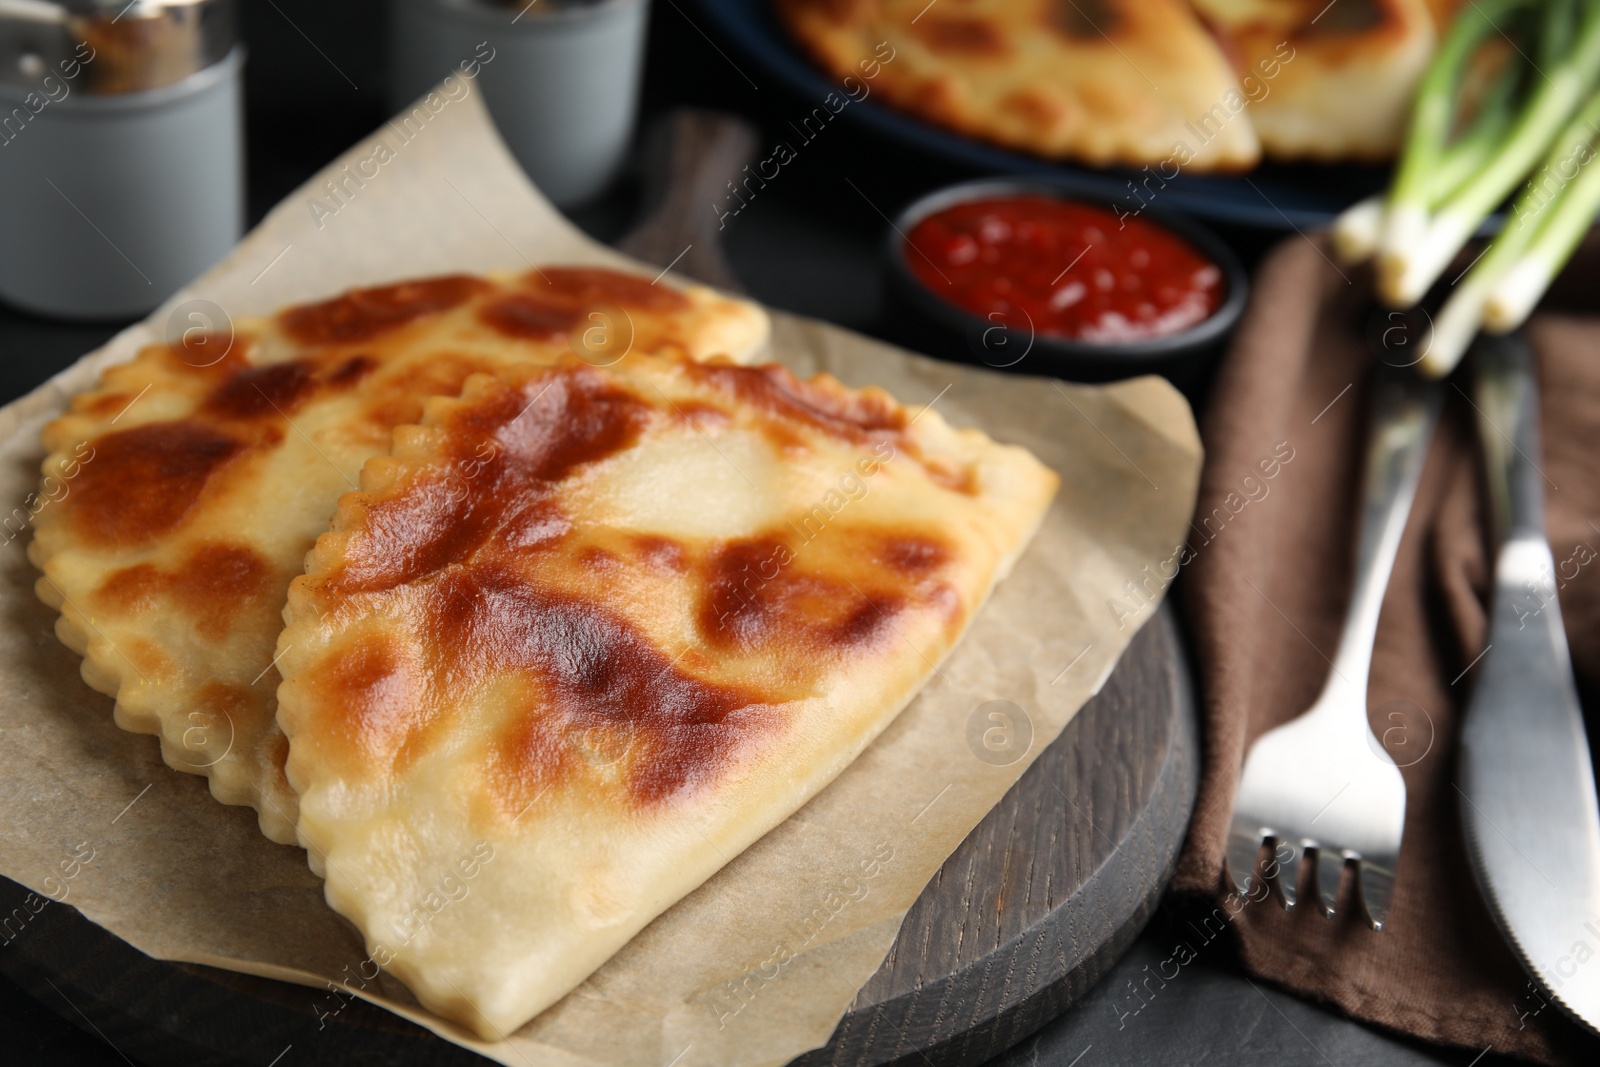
[0,0,242,320]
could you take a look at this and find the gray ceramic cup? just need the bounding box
[389,0,650,207]
[0,0,243,321]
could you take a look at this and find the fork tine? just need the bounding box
[1275,839,1305,910]
[1220,363,1429,936]
[1315,850,1345,916]
[1226,825,1265,898]
[1358,860,1396,930]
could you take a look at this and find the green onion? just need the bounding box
[1421,217,1539,379]
[1334,70,1521,265]
[1377,0,1537,277]
[1380,0,1600,306]
[1485,105,1600,329]
[1538,0,1580,70]
[1334,16,1524,266]
[1422,87,1600,377]
[1332,196,1386,264]
[1426,55,1524,199]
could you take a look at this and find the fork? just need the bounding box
[1225,362,1443,929]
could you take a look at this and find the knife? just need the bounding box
[1459,333,1600,1037]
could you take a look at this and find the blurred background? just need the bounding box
[0,0,1283,402]
[0,4,1530,1066]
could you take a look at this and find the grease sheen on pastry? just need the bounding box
[1193,0,1439,162]
[274,352,1058,1038]
[776,0,1260,170]
[29,268,767,844]
[778,0,1469,167]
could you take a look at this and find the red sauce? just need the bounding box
[904,196,1223,343]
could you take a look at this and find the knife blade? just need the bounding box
[1459,333,1600,1037]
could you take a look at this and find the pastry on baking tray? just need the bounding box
[274,352,1058,1037]
[29,268,767,844]
[778,0,1470,167]
[775,0,1261,170]
[1192,0,1439,161]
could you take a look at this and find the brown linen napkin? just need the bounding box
[1170,233,1600,1065]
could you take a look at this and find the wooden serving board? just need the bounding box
[0,600,1194,1067]
[0,111,1200,1066]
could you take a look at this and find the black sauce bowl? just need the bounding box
[882,179,1249,393]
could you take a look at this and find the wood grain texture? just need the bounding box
[0,111,1199,1065]
[801,603,1197,1067]
[0,603,1194,1067]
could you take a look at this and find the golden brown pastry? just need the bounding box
[29,268,767,844]
[776,0,1261,170]
[1190,0,1438,161]
[274,352,1058,1037]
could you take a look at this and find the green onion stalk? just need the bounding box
[1381,0,1600,306]
[1364,0,1539,274]
[1426,56,1525,197]
[1332,62,1522,265]
[1332,195,1387,264]
[1486,102,1600,328]
[1422,90,1600,375]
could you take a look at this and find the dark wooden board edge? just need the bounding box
[0,108,1198,1064]
[797,604,1198,1067]
[0,604,1194,1067]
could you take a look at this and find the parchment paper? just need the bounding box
[0,86,1201,1066]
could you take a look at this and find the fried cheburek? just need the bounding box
[30,268,766,843]
[275,352,1057,1036]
